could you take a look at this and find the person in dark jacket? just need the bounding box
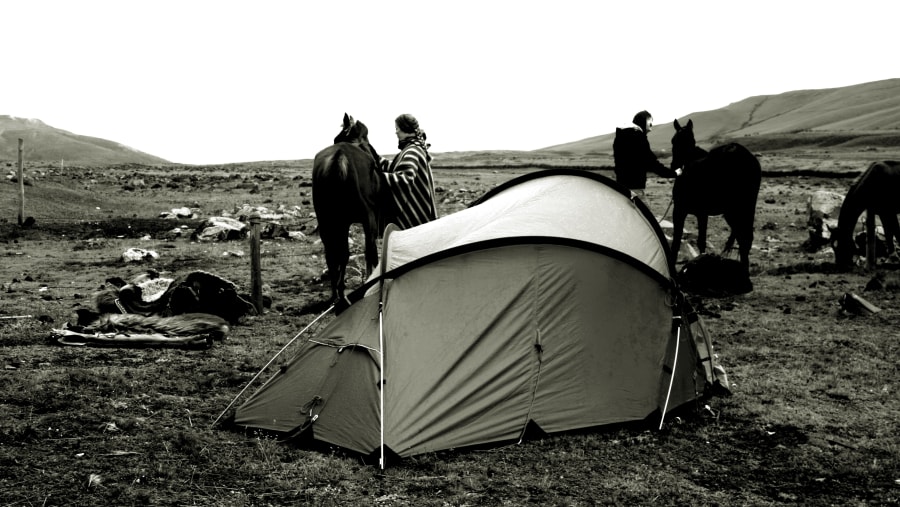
[377,114,437,230]
[613,110,680,193]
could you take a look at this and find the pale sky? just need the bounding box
[4,1,896,165]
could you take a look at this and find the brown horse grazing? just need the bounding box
[669,119,761,274]
[832,160,900,269]
[312,113,383,311]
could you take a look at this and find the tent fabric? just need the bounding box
[230,169,727,459]
[368,170,670,285]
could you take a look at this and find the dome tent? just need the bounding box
[228,169,728,465]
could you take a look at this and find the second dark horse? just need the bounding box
[312,113,383,312]
[669,119,761,274]
[832,160,900,269]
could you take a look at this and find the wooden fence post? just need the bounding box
[249,212,264,314]
[17,139,25,225]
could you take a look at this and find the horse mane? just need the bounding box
[837,173,868,232]
[330,113,381,163]
[685,146,709,168]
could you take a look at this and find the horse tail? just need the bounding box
[313,151,350,193]
[336,152,350,179]
[321,151,349,181]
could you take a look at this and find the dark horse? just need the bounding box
[669,119,761,274]
[832,160,900,269]
[312,113,383,311]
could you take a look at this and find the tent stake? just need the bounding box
[211,303,335,427]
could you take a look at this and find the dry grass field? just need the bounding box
[1,148,898,506]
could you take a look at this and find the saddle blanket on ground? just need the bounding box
[93,270,256,324]
[51,313,229,349]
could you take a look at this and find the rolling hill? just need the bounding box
[542,78,900,155]
[3,78,898,167]
[0,116,169,166]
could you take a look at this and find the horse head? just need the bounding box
[671,119,696,171]
[333,113,380,162]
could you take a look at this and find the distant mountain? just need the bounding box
[0,116,169,166]
[542,78,900,155]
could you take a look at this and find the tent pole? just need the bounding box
[659,321,681,430]
[211,303,334,427]
[376,224,395,469]
[378,301,386,470]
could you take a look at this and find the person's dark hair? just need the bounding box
[632,110,652,132]
[395,114,420,134]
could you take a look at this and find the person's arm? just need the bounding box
[381,146,437,226]
[640,137,679,178]
[650,157,680,178]
[382,150,426,187]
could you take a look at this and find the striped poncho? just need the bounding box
[380,138,437,230]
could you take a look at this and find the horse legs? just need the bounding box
[670,207,688,269]
[724,214,754,274]
[736,229,753,274]
[696,214,709,255]
[880,211,900,259]
[362,213,380,278]
[723,231,736,254]
[866,210,877,269]
[319,222,351,311]
[721,229,750,273]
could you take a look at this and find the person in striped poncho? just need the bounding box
[378,114,437,230]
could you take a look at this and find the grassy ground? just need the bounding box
[1,151,898,506]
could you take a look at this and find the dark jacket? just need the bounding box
[613,125,677,190]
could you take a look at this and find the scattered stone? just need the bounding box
[191,217,247,242]
[805,190,844,250]
[160,207,197,219]
[122,248,159,263]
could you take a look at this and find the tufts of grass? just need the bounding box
[1,161,899,506]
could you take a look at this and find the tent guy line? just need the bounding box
[211,303,336,428]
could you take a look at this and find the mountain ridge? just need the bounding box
[0,115,169,166]
[3,78,899,166]
[541,78,900,155]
